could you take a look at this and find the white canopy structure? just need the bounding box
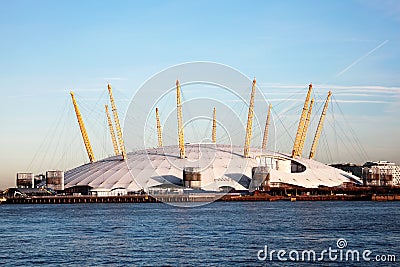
[64,144,362,193]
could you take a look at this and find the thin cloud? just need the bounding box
[332,99,390,104]
[268,98,389,104]
[317,84,400,93]
[330,93,380,97]
[70,88,104,92]
[224,98,388,104]
[259,83,305,89]
[260,83,400,94]
[386,94,400,113]
[7,94,35,99]
[261,83,399,114]
[103,77,127,81]
[335,40,389,77]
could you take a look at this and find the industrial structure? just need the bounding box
[61,79,365,196]
[16,173,34,189]
[15,171,63,193]
[46,170,64,191]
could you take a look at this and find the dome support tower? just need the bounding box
[298,98,314,156]
[107,84,127,160]
[156,107,163,147]
[105,104,120,156]
[244,78,257,158]
[309,91,332,159]
[70,91,96,163]
[176,80,185,158]
[292,83,313,158]
[212,107,217,143]
[262,104,272,150]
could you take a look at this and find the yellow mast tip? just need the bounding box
[176,80,180,86]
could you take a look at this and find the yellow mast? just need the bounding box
[176,80,185,158]
[298,98,314,156]
[244,78,257,158]
[105,104,120,156]
[262,104,272,150]
[107,84,127,160]
[155,107,163,147]
[309,91,332,159]
[292,83,313,158]
[70,91,96,163]
[212,107,216,143]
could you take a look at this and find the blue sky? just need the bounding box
[1,0,399,189]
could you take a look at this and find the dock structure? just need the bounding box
[3,187,400,204]
[3,194,223,204]
[4,195,160,204]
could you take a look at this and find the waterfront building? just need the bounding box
[330,163,363,178]
[16,173,34,189]
[46,170,65,191]
[362,161,400,186]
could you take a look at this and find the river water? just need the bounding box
[0,201,399,266]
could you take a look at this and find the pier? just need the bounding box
[4,195,159,204]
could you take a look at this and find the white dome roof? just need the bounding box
[64,144,362,191]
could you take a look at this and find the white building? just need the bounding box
[90,187,128,196]
[363,161,400,186]
[64,144,362,193]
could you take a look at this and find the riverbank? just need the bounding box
[2,193,400,204]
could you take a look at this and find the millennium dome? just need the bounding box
[64,143,362,193]
[64,77,363,195]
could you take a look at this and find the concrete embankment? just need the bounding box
[2,192,400,204]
